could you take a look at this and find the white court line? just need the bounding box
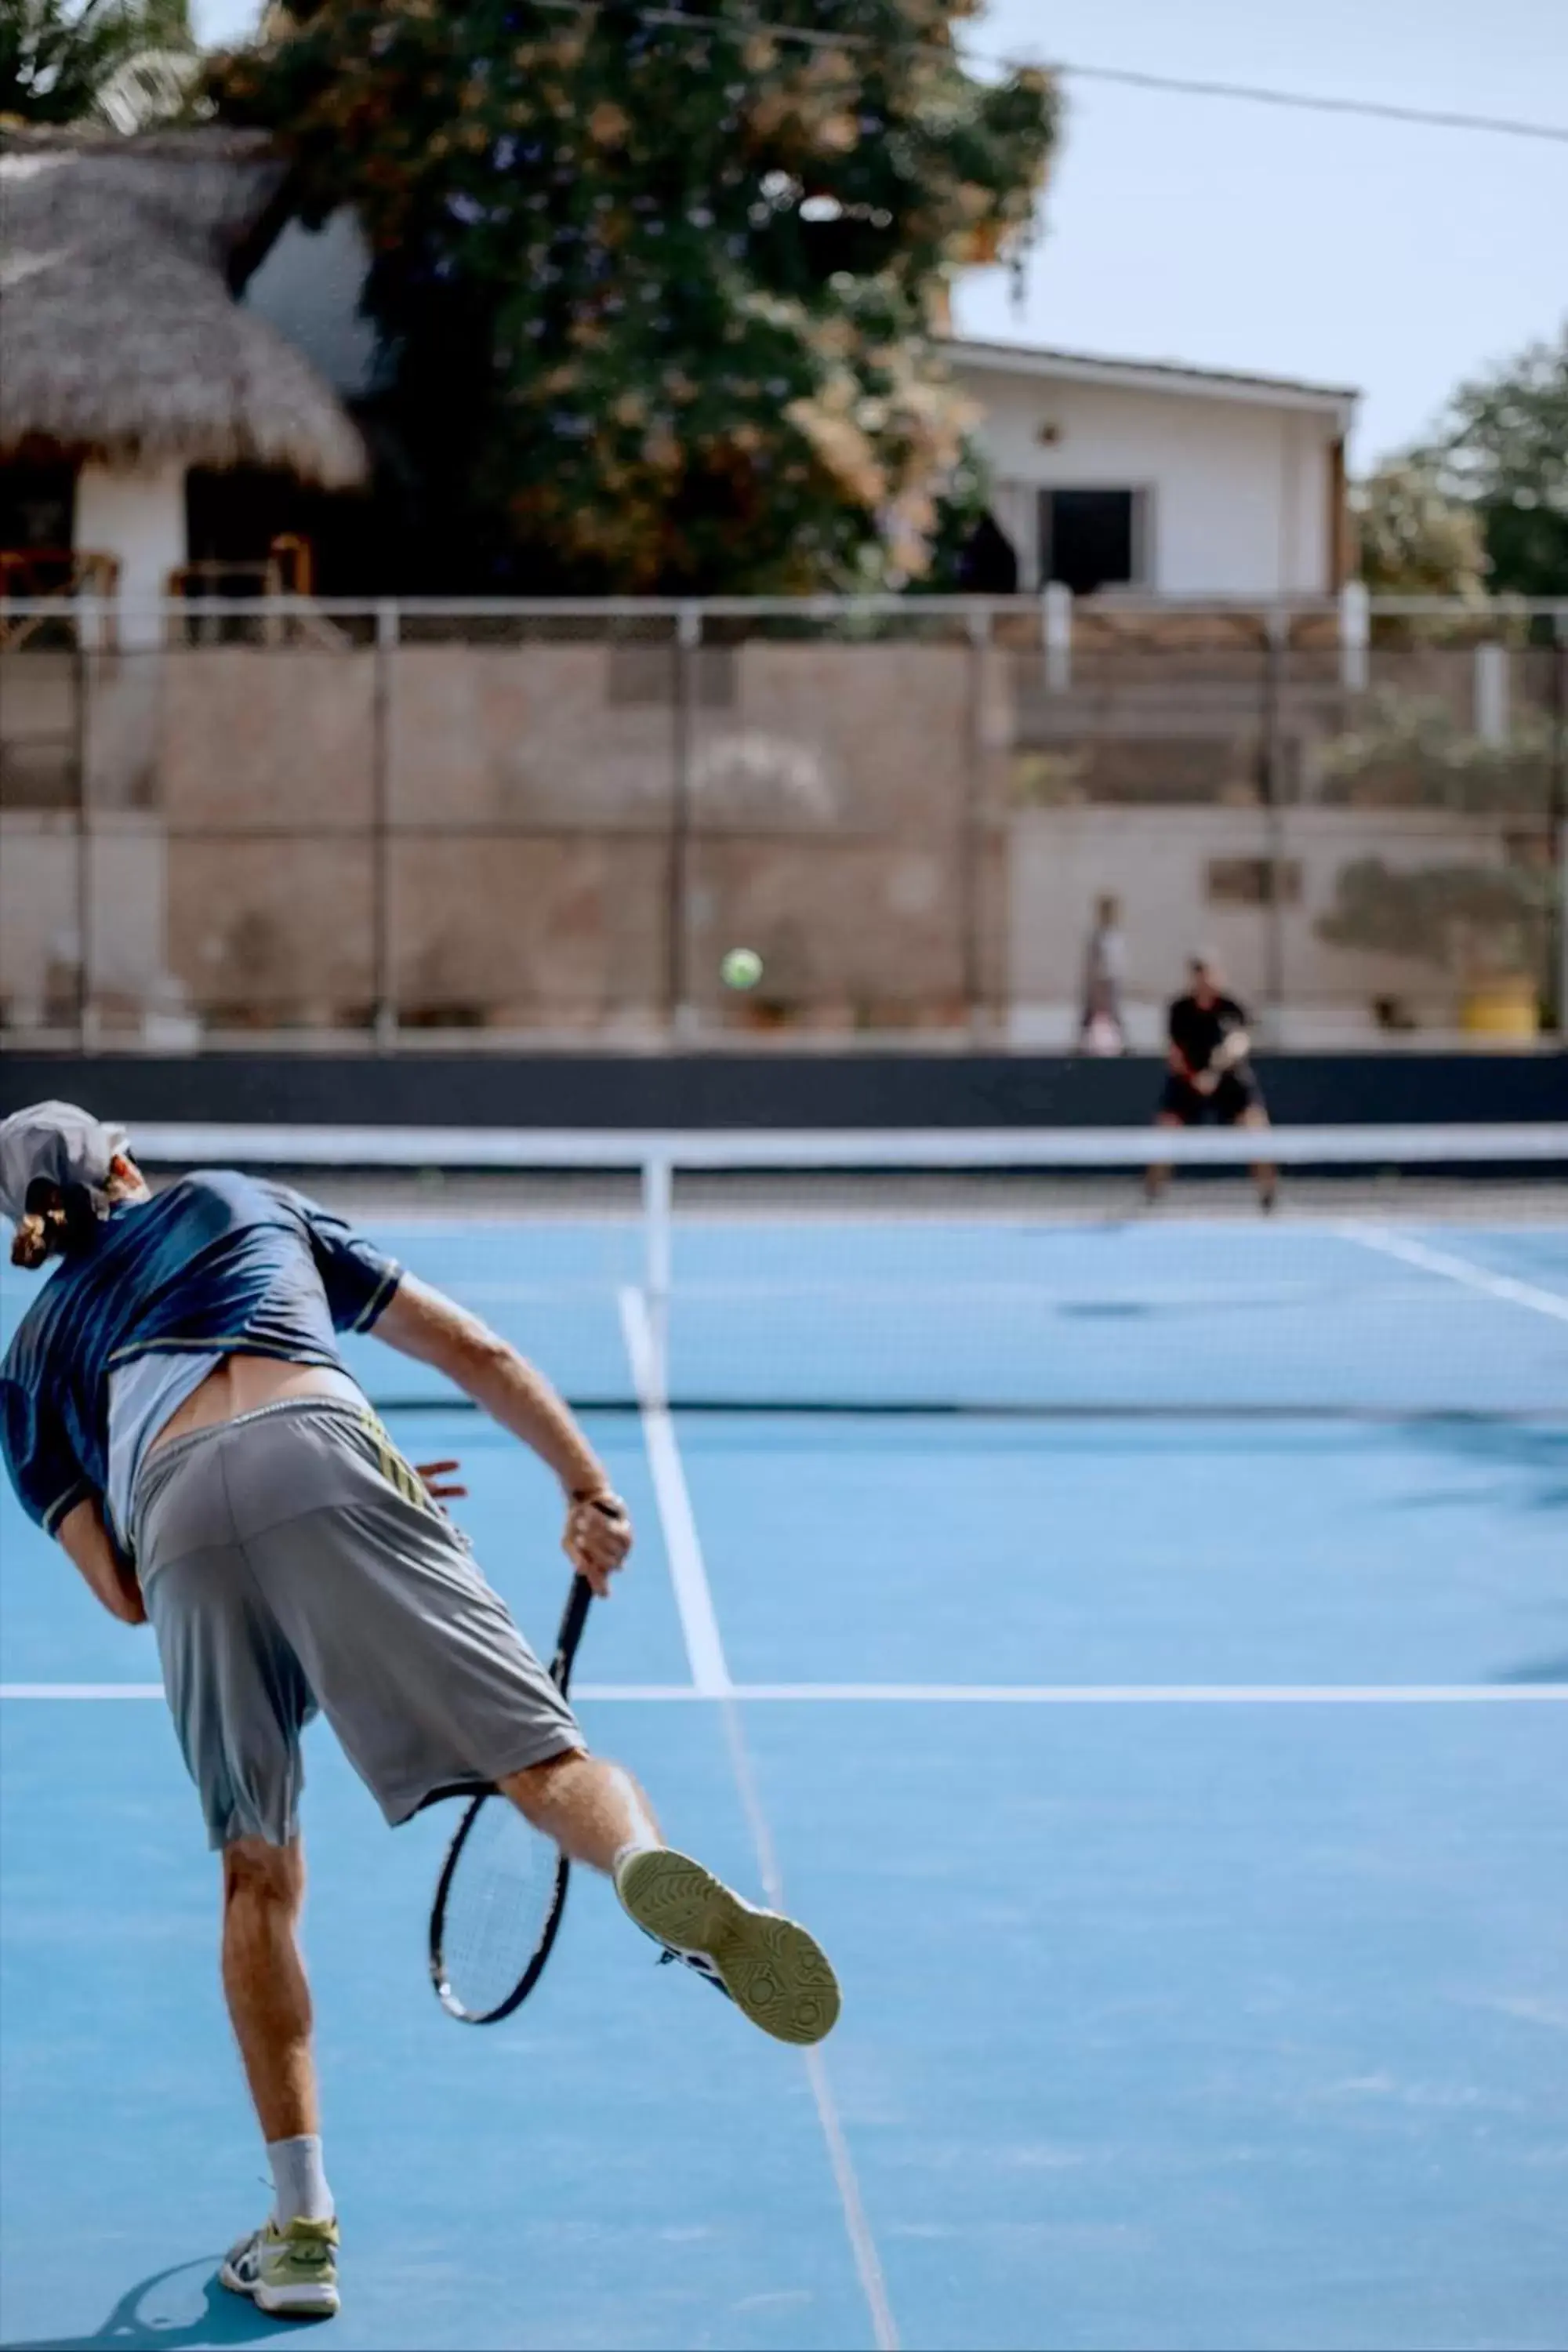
[616,1287,731,1696]
[2,1684,167,1700]
[1341,1222,1568,1323]
[4,1682,1565,1704]
[618,1285,899,2352]
[723,1682,1568,1704]
[720,1689,900,2352]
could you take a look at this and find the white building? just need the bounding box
[952,337,1357,600]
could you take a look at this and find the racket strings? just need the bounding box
[437,1798,559,2019]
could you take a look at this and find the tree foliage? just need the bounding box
[1316,856,1550,982]
[1316,691,1559,814]
[212,1,1056,592]
[1410,327,1568,597]
[0,0,193,126]
[1353,460,1488,599]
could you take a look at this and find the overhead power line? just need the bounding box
[517,0,1568,145]
[1047,60,1568,144]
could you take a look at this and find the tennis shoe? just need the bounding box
[219,2216,340,2318]
[615,1847,840,2045]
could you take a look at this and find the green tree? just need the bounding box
[0,0,194,127]
[1353,459,1488,598]
[1412,328,1568,597]
[212,2,1055,593]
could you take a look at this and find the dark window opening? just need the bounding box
[1040,488,1142,595]
[183,466,385,599]
[1206,857,1302,908]
[0,459,76,567]
[957,511,1020,594]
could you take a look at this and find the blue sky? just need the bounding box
[194,0,1568,461]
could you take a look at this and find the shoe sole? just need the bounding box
[619,1849,840,2046]
[219,2256,340,2319]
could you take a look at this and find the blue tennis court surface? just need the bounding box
[2,1204,1566,2350]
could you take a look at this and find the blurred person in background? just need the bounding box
[1078,893,1128,1055]
[1146,956,1276,1210]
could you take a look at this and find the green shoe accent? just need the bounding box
[220,2216,340,2318]
[618,1848,840,2046]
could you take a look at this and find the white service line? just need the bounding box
[1,1684,166,1700]
[1341,1221,1568,1323]
[716,1688,900,2352]
[723,1682,1568,1704]
[5,1682,1565,1705]
[616,1286,731,1697]
[618,1283,900,2352]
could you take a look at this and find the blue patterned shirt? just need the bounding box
[1,1173,400,1534]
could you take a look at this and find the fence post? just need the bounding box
[1552,614,1567,1044]
[964,606,992,1044]
[1474,640,1510,744]
[372,601,397,1049]
[667,604,700,1044]
[74,630,96,1051]
[1261,608,1289,1041]
[1043,580,1072,694]
[1338,579,1369,694]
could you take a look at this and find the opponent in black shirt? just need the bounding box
[1147,958,1276,1210]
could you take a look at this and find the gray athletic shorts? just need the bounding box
[133,1398,583,1849]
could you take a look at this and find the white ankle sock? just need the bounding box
[612,1837,659,1888]
[268,2132,333,2227]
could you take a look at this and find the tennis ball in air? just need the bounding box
[720,947,764,992]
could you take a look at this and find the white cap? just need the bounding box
[0,1101,129,1225]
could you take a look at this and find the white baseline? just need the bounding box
[3,1682,1564,1704]
[1340,1221,1568,1323]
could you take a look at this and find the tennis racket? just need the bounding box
[428,1573,593,2024]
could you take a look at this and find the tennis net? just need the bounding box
[114,1122,1568,1422]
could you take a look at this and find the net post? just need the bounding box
[641,1149,673,1404]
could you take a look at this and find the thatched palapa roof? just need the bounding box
[0,126,366,488]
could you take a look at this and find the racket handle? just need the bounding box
[552,1574,593,1688]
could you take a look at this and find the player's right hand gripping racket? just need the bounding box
[429,1573,593,2024]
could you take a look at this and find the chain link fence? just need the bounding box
[1,595,1563,1051]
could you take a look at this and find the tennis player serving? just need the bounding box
[0,1103,840,2321]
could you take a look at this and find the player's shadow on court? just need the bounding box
[0,2258,320,2349]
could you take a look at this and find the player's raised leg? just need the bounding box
[501,1748,842,2047]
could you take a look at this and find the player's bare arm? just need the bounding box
[373,1276,632,1594]
[55,1495,147,1627]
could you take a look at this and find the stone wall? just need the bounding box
[1,622,1552,1046]
[2,637,985,1034]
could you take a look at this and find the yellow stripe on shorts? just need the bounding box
[359,1411,433,1513]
